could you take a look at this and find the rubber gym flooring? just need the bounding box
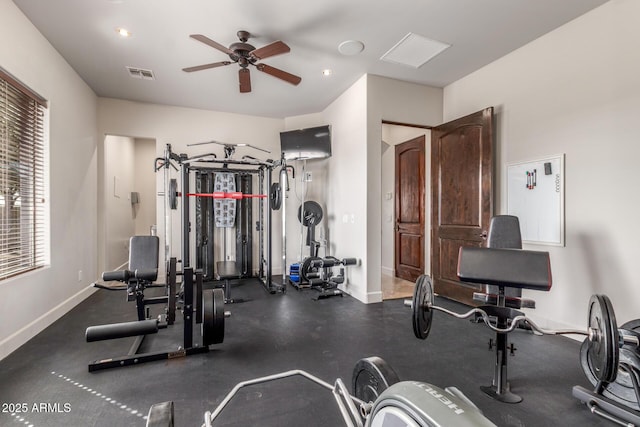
[0,277,612,427]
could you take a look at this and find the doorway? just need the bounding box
[103,135,157,272]
[380,123,430,300]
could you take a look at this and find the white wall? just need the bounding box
[0,0,98,360]
[97,99,285,276]
[282,81,442,303]
[443,0,640,330]
[366,76,442,302]
[104,135,136,270]
[282,113,331,269]
[133,138,157,236]
[321,75,370,301]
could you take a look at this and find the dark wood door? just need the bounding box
[431,108,493,305]
[395,136,425,282]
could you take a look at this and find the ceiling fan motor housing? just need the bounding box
[229,42,257,65]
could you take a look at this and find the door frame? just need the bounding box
[380,121,432,285]
[394,135,426,282]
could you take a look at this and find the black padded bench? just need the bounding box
[472,215,536,310]
[100,235,162,321]
[457,245,552,403]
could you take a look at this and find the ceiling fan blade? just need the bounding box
[256,63,302,86]
[182,61,231,72]
[189,34,235,56]
[239,68,252,93]
[250,40,290,60]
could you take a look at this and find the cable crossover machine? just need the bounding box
[157,142,285,297]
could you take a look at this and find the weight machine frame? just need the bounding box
[162,144,284,295]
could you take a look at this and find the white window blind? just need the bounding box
[0,67,47,280]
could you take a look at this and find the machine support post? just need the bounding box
[181,159,190,268]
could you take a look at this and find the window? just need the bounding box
[0,67,47,280]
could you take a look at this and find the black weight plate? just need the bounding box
[581,319,640,410]
[352,356,400,404]
[586,294,619,384]
[169,178,178,210]
[297,201,323,226]
[412,275,434,340]
[300,256,321,283]
[270,182,281,210]
[202,289,225,346]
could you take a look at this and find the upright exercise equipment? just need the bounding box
[289,200,323,288]
[406,246,640,415]
[87,236,230,371]
[303,256,358,300]
[145,356,497,427]
[159,143,284,296]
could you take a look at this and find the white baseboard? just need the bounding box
[340,284,383,304]
[381,266,395,277]
[0,285,98,362]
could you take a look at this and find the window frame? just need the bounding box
[0,66,48,281]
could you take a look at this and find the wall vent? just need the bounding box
[126,66,155,80]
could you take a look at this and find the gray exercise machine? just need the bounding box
[145,356,497,427]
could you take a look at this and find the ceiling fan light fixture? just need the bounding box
[338,40,365,56]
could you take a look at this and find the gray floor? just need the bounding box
[0,278,613,426]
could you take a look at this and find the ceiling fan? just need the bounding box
[183,30,302,93]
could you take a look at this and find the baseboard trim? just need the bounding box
[0,285,98,362]
[381,266,395,277]
[340,284,383,304]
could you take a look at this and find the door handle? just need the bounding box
[480,230,487,239]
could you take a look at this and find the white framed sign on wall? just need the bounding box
[507,154,565,246]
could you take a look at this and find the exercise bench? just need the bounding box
[472,215,536,310]
[98,235,165,322]
[458,246,552,402]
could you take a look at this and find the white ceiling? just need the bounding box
[13,0,608,119]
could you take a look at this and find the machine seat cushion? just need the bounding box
[215,261,241,280]
[129,236,159,281]
[457,247,552,292]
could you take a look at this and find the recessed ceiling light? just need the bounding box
[338,40,365,56]
[322,69,333,76]
[116,27,132,37]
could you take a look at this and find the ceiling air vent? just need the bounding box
[126,66,155,80]
[380,33,450,68]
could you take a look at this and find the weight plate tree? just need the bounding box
[352,356,400,404]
